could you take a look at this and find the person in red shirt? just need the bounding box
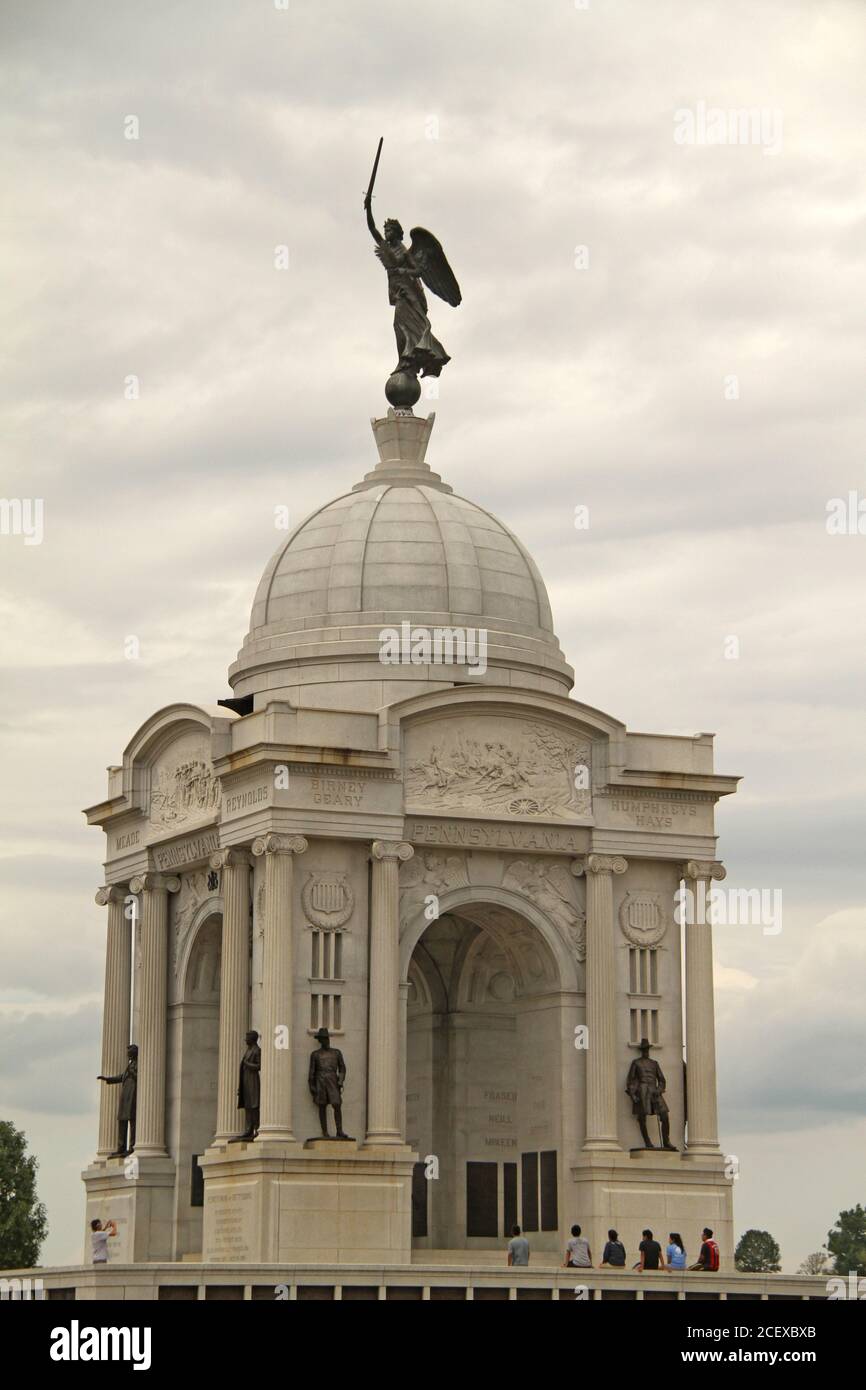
[689,1227,720,1271]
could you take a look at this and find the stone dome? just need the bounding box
[229,412,574,710]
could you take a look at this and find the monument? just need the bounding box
[81,148,737,1269]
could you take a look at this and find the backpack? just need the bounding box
[705,1238,720,1271]
[608,1240,626,1267]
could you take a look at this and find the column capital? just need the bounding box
[572,853,628,878]
[95,885,128,906]
[209,847,254,872]
[371,840,414,863]
[129,873,181,895]
[682,860,726,882]
[251,833,308,858]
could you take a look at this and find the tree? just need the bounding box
[735,1228,781,1273]
[798,1251,830,1275]
[0,1120,48,1269]
[826,1205,866,1276]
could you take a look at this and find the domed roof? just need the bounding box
[229,412,573,709]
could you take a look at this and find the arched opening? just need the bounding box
[169,911,222,1258]
[404,900,568,1255]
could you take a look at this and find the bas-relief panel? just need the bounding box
[148,732,220,834]
[405,715,591,821]
[399,849,586,972]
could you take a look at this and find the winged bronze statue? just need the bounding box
[364,138,461,409]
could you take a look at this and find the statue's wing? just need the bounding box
[408,227,462,306]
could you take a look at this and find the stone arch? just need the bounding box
[400,885,580,993]
[177,899,223,1000]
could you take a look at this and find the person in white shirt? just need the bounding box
[90,1218,117,1264]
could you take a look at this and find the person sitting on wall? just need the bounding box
[599,1228,626,1268]
[689,1227,720,1271]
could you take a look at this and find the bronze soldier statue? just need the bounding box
[98,1043,138,1156]
[626,1038,677,1150]
[308,1027,350,1139]
[233,1030,261,1141]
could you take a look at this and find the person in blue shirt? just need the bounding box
[666,1232,687,1270]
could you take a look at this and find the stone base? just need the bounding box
[570,1149,734,1271]
[82,1154,176,1263]
[199,1139,418,1264]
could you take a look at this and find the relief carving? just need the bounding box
[618,891,667,947]
[399,851,470,930]
[405,718,591,820]
[171,870,211,975]
[302,872,355,930]
[149,736,220,832]
[502,858,587,961]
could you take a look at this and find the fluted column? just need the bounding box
[252,834,307,1142]
[128,873,179,1156]
[573,853,627,1151]
[210,848,253,1142]
[95,885,132,1156]
[682,860,725,1154]
[366,841,414,1145]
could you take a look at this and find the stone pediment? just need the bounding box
[404,712,591,821]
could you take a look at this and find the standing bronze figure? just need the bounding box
[626,1038,677,1150]
[98,1043,138,1156]
[308,1027,350,1139]
[364,137,461,411]
[233,1030,261,1141]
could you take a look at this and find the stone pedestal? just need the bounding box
[82,1155,176,1263]
[199,1141,417,1264]
[570,1150,734,1272]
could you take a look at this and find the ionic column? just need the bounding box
[251,834,307,1141]
[682,860,725,1154]
[366,841,414,1145]
[573,853,628,1151]
[95,885,132,1157]
[128,873,179,1156]
[210,849,253,1142]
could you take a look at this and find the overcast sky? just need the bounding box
[1,0,865,1272]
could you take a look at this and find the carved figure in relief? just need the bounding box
[399,851,469,928]
[406,721,591,819]
[150,757,220,830]
[502,859,586,960]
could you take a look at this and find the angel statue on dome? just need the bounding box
[364,137,461,410]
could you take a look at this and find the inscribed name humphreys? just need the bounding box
[606,797,702,830]
[407,819,581,854]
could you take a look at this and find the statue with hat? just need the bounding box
[98,1042,138,1156]
[308,1027,350,1140]
[626,1038,676,1150]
